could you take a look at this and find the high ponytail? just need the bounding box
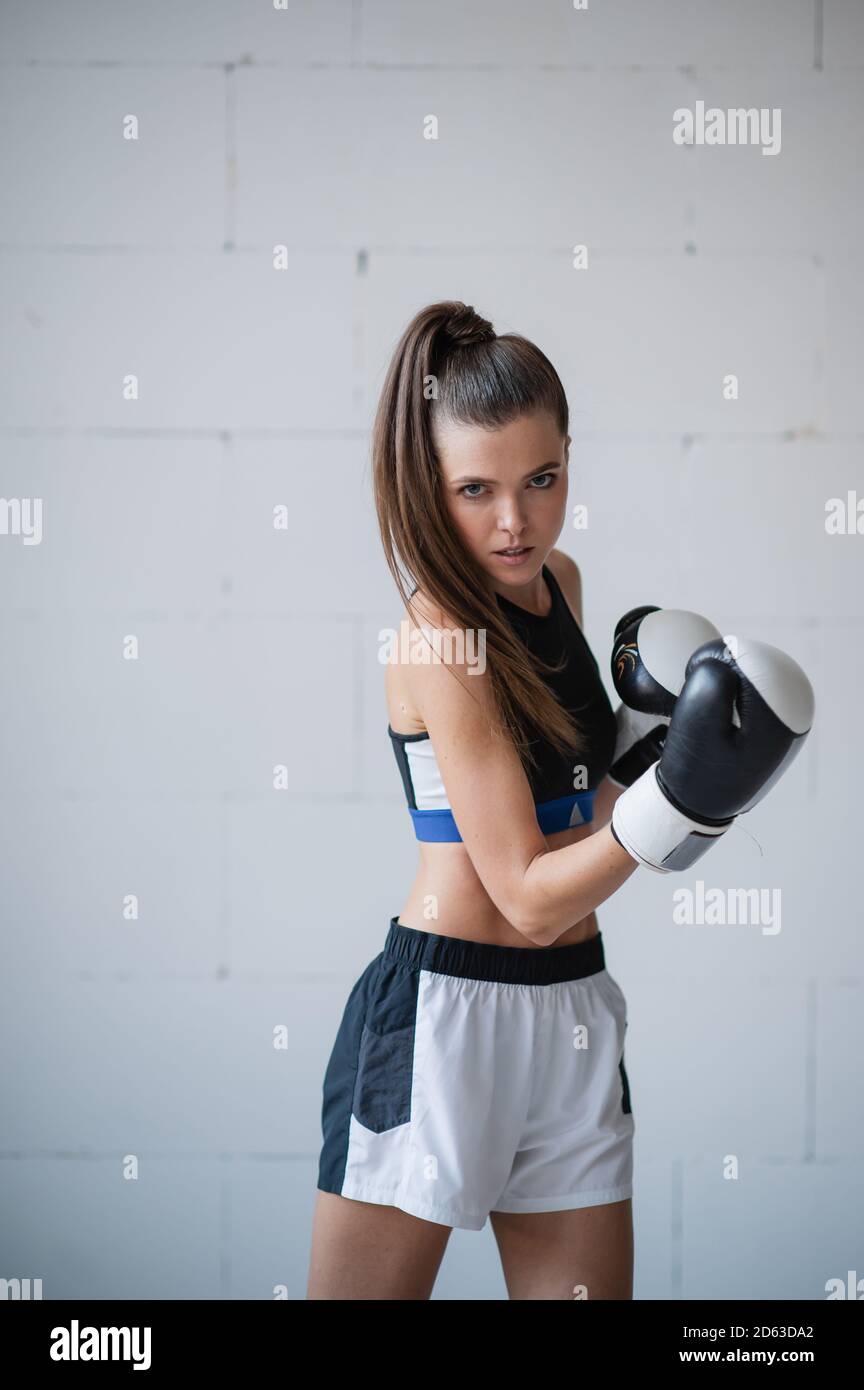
[372,299,587,778]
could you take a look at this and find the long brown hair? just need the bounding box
[372,299,587,778]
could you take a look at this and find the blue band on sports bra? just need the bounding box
[407,789,596,843]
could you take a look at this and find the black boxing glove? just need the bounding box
[608,605,723,789]
[611,636,815,872]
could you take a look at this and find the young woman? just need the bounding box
[307,300,644,1301]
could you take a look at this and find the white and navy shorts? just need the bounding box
[317,917,634,1231]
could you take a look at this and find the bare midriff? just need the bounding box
[394,822,598,949]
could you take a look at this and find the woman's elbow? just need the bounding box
[511,850,558,945]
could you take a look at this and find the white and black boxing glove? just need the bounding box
[611,635,815,873]
[608,605,724,789]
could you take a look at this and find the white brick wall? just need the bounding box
[0,0,861,1302]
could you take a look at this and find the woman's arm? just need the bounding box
[590,773,625,831]
[407,600,640,949]
[521,823,637,947]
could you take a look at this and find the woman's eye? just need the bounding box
[460,474,555,499]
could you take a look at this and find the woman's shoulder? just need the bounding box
[388,579,471,648]
[385,577,492,736]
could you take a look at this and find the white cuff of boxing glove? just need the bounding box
[611,761,733,873]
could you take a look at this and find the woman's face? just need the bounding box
[435,409,570,588]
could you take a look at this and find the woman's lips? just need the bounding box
[492,546,534,566]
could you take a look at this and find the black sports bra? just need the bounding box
[388,564,617,842]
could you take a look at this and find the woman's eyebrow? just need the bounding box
[451,462,563,485]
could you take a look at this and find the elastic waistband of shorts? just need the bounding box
[383,916,606,984]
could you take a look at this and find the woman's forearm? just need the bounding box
[589,773,625,830]
[518,824,638,946]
